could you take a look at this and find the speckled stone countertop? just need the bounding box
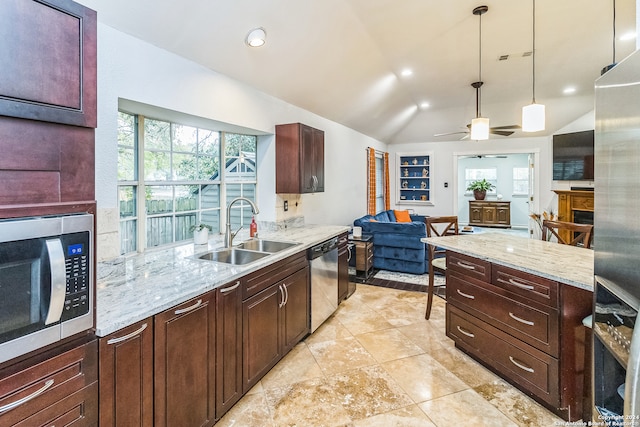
[96,225,349,337]
[423,232,594,292]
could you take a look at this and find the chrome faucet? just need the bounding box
[225,197,259,248]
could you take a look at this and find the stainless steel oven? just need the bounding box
[0,213,94,364]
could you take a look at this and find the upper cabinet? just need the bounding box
[0,0,97,128]
[276,123,324,194]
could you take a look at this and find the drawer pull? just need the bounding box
[456,326,475,338]
[507,278,535,291]
[509,356,535,373]
[509,312,535,326]
[107,323,148,345]
[456,289,475,300]
[0,379,54,414]
[174,299,202,315]
[455,261,476,270]
[220,281,240,294]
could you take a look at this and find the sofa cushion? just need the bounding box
[374,211,392,222]
[394,209,412,222]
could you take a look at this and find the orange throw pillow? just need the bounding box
[394,210,412,223]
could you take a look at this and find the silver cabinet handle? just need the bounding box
[45,239,66,325]
[0,379,54,414]
[507,278,535,291]
[174,299,202,315]
[456,326,475,338]
[278,285,286,308]
[509,312,535,326]
[455,261,476,270]
[509,356,535,373]
[456,289,475,300]
[220,281,240,294]
[346,245,353,262]
[107,323,148,345]
[283,283,289,306]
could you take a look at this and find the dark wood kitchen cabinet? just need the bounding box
[242,251,309,392]
[0,0,97,128]
[215,280,243,420]
[0,338,98,426]
[99,318,154,427]
[445,251,591,421]
[154,293,216,427]
[275,123,324,193]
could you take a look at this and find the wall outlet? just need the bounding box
[284,200,288,211]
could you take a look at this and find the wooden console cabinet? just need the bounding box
[469,200,511,228]
[445,251,591,421]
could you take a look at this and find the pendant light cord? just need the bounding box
[612,0,616,64]
[532,0,536,103]
[478,10,482,117]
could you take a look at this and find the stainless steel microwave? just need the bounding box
[0,213,94,364]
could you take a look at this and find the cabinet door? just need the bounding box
[311,127,325,192]
[482,206,497,224]
[469,205,483,224]
[99,319,153,427]
[282,266,310,352]
[496,206,511,225]
[242,284,282,393]
[0,0,97,128]
[216,280,243,420]
[301,125,324,193]
[154,293,216,427]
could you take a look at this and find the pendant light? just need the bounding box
[470,5,489,141]
[522,0,545,132]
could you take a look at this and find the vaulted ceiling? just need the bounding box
[77,0,636,143]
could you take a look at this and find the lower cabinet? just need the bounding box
[99,318,153,427]
[154,292,216,427]
[242,254,310,393]
[215,280,243,420]
[337,232,349,302]
[0,338,98,426]
[445,250,591,421]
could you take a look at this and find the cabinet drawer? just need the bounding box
[244,251,307,299]
[0,340,97,423]
[448,271,558,356]
[447,251,491,283]
[447,306,559,406]
[492,264,558,307]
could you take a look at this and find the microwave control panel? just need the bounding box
[61,232,90,321]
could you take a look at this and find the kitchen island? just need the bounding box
[424,232,593,422]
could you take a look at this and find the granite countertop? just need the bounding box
[96,225,349,337]
[423,232,594,292]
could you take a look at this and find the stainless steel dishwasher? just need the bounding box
[308,237,339,332]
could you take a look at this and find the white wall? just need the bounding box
[94,23,385,259]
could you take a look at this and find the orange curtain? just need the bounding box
[367,148,376,215]
[383,152,390,211]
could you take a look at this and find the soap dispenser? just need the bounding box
[250,216,258,238]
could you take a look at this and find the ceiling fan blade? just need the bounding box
[490,124,521,130]
[434,131,469,137]
[489,130,515,136]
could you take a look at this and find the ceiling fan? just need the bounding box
[435,5,520,140]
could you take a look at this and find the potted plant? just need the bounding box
[190,223,212,245]
[466,179,495,200]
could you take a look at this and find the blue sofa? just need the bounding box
[353,210,428,275]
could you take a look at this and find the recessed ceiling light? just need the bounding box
[563,87,576,94]
[400,69,413,77]
[420,102,430,109]
[245,27,266,47]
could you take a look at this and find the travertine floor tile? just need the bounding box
[303,315,353,346]
[260,342,323,390]
[382,353,469,403]
[215,392,275,427]
[351,404,436,426]
[333,303,394,335]
[307,336,377,375]
[355,328,424,363]
[418,388,519,427]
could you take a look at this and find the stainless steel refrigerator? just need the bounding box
[593,47,640,424]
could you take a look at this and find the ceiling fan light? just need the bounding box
[245,27,266,47]
[470,117,490,140]
[522,103,545,132]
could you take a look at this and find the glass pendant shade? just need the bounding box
[470,117,490,140]
[522,103,545,132]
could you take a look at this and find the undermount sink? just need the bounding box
[237,239,299,253]
[196,248,270,265]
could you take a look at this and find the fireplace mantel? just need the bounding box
[553,190,594,242]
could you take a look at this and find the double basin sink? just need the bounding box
[195,239,300,265]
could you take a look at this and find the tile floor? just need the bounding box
[217,283,565,427]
